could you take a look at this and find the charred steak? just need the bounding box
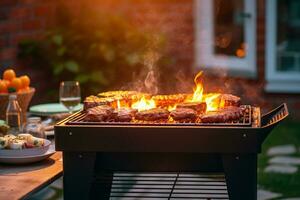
[113,108,137,122]
[176,102,207,114]
[135,108,170,121]
[170,108,197,122]
[84,96,115,110]
[219,94,241,107]
[84,105,114,122]
[152,94,187,108]
[201,106,245,123]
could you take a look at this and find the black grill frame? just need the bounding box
[55,104,288,200]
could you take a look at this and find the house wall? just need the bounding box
[0,0,299,119]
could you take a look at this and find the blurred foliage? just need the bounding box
[18,5,171,100]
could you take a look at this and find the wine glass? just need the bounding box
[59,81,81,113]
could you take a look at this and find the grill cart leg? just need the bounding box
[63,152,96,200]
[222,154,257,200]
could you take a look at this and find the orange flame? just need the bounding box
[188,71,221,112]
[131,96,156,111]
[117,99,121,109]
[204,93,221,111]
[191,71,204,102]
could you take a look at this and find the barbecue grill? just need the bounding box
[55,103,288,200]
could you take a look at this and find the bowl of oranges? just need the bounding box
[0,69,35,121]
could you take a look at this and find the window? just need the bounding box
[194,0,256,77]
[266,0,300,93]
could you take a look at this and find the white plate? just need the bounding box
[0,147,55,164]
[29,103,83,116]
[0,139,51,157]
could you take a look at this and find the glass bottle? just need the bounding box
[23,117,45,138]
[6,94,22,135]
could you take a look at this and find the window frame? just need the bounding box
[265,0,300,93]
[194,0,257,77]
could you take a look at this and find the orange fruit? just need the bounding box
[2,80,10,87]
[8,78,22,92]
[20,75,30,88]
[19,87,30,93]
[0,80,8,93]
[3,69,16,81]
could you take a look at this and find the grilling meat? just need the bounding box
[98,91,151,103]
[176,102,206,114]
[219,94,241,107]
[84,96,115,110]
[84,105,114,122]
[152,94,187,108]
[201,106,245,123]
[113,108,137,122]
[135,108,170,121]
[170,108,197,122]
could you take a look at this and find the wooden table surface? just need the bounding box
[0,152,63,200]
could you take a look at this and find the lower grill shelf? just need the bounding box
[94,172,229,199]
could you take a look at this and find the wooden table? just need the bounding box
[0,152,63,200]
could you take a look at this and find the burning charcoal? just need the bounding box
[219,94,241,107]
[200,106,245,123]
[84,96,115,110]
[176,102,207,114]
[113,108,137,122]
[170,108,197,122]
[152,94,187,108]
[135,108,170,121]
[84,105,114,122]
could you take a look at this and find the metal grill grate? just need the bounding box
[66,105,252,127]
[94,172,229,200]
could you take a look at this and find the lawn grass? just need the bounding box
[258,120,300,198]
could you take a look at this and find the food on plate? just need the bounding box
[0,137,8,149]
[200,106,245,123]
[1,68,31,93]
[0,120,9,136]
[84,105,114,122]
[8,139,25,150]
[135,108,169,121]
[0,133,45,150]
[170,108,197,122]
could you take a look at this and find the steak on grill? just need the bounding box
[84,96,115,110]
[201,106,245,123]
[219,94,241,107]
[113,108,137,122]
[176,102,207,114]
[135,108,170,121]
[84,105,114,122]
[98,91,151,103]
[170,108,197,122]
[152,94,187,108]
